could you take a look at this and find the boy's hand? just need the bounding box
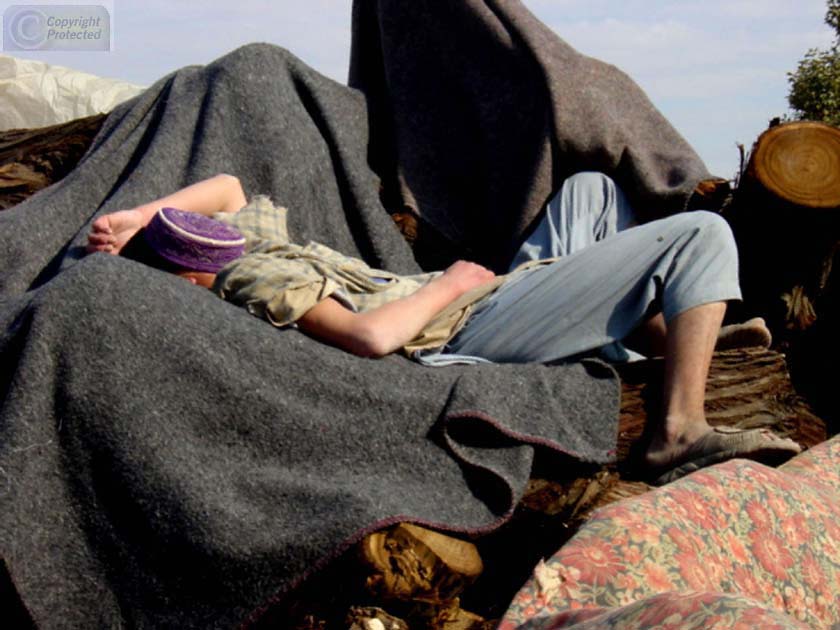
[441,260,496,294]
[299,260,497,358]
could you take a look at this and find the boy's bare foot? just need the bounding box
[644,416,713,472]
[645,425,801,485]
[716,317,772,351]
[86,209,145,255]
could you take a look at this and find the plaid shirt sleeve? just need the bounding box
[211,195,503,354]
[213,194,289,251]
[214,252,345,326]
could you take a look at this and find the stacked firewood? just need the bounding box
[0,117,832,629]
[0,113,106,210]
[727,120,840,432]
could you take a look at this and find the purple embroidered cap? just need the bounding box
[143,207,246,273]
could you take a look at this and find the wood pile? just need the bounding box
[0,113,106,210]
[728,120,840,432]
[0,117,833,629]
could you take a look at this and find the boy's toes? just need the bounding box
[87,232,115,246]
[85,232,117,254]
[91,216,113,234]
[85,244,114,254]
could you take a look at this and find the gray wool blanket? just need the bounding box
[0,3,709,628]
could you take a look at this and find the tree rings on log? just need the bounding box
[745,121,840,210]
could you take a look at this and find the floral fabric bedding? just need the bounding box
[501,436,840,629]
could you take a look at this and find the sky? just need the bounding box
[1,0,836,180]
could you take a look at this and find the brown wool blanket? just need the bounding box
[0,2,709,627]
[350,0,711,269]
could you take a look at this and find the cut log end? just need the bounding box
[746,121,840,209]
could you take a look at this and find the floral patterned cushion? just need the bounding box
[505,591,811,630]
[500,436,840,630]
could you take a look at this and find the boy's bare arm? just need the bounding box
[87,173,246,254]
[133,173,247,218]
[297,261,496,358]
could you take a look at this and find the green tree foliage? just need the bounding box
[788,0,840,125]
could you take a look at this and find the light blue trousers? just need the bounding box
[440,172,742,364]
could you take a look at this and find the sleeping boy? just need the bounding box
[87,173,800,484]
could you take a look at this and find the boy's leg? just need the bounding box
[450,210,800,478]
[646,303,799,483]
[86,174,246,254]
[449,211,742,363]
[624,312,773,356]
[716,317,773,350]
[525,174,769,356]
[512,172,669,357]
[509,171,636,270]
[649,302,726,464]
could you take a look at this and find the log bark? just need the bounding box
[734,121,840,323]
[730,122,840,333]
[0,113,106,209]
[728,120,840,431]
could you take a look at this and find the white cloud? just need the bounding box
[524,1,836,176]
